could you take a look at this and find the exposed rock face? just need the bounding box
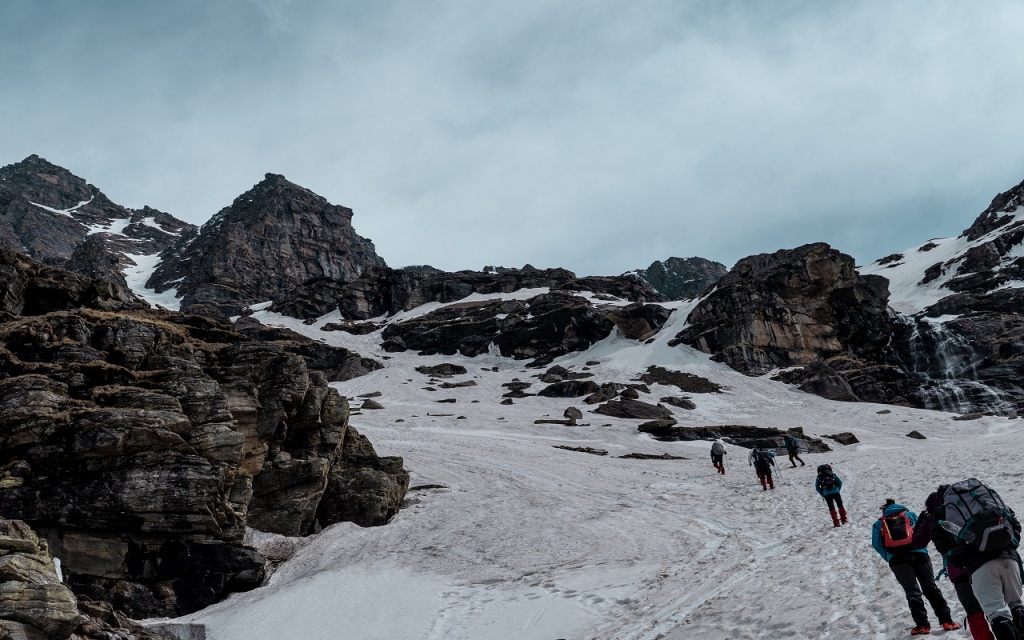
[272,265,665,322]
[860,177,1024,415]
[672,243,916,405]
[0,155,192,284]
[148,174,387,318]
[0,254,407,619]
[0,519,81,639]
[0,247,145,318]
[627,256,728,300]
[379,291,622,366]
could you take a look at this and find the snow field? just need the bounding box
[163,299,1022,639]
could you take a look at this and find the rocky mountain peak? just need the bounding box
[962,178,1024,241]
[0,156,193,285]
[149,173,387,318]
[627,256,728,300]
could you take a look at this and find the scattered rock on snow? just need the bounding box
[553,446,608,456]
[660,396,696,410]
[638,366,723,393]
[822,432,860,445]
[416,363,468,377]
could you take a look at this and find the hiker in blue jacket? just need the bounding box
[815,464,846,527]
[872,498,958,636]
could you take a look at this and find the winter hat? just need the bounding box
[880,498,896,511]
[925,491,942,511]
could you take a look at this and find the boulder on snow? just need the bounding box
[593,399,673,420]
[823,432,860,445]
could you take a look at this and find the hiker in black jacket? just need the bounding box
[748,447,776,491]
[783,433,805,467]
[929,482,1024,640]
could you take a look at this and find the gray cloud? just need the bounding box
[3,0,1023,275]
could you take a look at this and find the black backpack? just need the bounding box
[817,464,837,491]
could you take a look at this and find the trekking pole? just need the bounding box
[774,462,783,486]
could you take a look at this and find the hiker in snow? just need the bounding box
[783,433,805,467]
[928,480,1024,640]
[815,464,846,527]
[914,491,991,640]
[748,447,776,490]
[710,439,727,475]
[873,498,960,636]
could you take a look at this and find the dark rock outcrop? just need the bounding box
[148,174,387,318]
[639,424,832,453]
[592,399,673,420]
[672,243,916,406]
[0,254,406,619]
[272,265,666,322]
[380,292,618,366]
[627,256,729,300]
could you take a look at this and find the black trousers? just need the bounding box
[824,493,844,511]
[889,553,953,627]
[787,449,804,465]
[954,577,985,617]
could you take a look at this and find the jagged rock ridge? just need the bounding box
[626,256,728,300]
[0,155,193,287]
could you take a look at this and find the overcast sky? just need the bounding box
[3,1,1024,275]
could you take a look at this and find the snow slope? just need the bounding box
[860,205,1024,315]
[158,295,1023,640]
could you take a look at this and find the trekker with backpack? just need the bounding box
[914,491,991,640]
[783,433,805,467]
[929,480,1024,640]
[710,439,727,475]
[815,464,847,527]
[873,498,960,636]
[748,447,776,491]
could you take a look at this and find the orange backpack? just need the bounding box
[881,510,914,550]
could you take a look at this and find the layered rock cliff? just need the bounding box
[148,174,387,317]
[672,243,916,405]
[0,247,408,623]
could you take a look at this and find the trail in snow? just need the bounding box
[161,297,1021,640]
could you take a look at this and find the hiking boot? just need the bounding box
[909,626,930,636]
[989,616,1020,640]
[941,621,961,631]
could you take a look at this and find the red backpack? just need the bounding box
[880,510,914,550]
